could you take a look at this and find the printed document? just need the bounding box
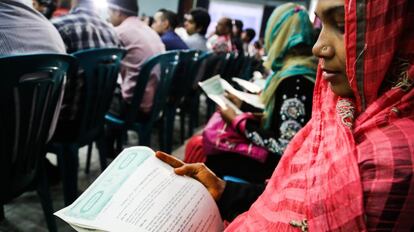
[199,75,264,112]
[55,147,223,232]
[231,77,263,94]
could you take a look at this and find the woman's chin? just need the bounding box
[329,83,355,98]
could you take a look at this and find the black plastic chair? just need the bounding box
[104,51,180,152]
[162,50,206,153]
[50,48,125,205]
[0,53,74,232]
[178,52,213,141]
[202,52,231,119]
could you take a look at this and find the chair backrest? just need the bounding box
[239,55,255,80]
[168,50,204,105]
[190,52,213,87]
[0,54,73,202]
[71,48,125,145]
[201,52,227,82]
[231,52,246,78]
[125,51,180,126]
[221,52,237,81]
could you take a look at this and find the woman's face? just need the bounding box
[313,0,354,98]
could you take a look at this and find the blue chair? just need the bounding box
[103,51,179,154]
[223,176,250,184]
[0,53,74,232]
[50,48,125,205]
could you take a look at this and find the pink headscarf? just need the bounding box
[226,0,414,231]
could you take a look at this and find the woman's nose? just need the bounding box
[312,30,334,59]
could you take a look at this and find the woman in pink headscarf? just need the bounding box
[157,0,414,230]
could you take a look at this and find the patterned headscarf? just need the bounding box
[227,0,414,231]
[260,3,316,129]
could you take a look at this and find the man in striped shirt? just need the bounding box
[51,0,119,53]
[51,0,120,142]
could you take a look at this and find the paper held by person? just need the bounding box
[199,75,264,113]
[55,146,223,232]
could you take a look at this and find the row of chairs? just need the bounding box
[0,48,255,232]
[0,49,127,232]
[0,53,75,232]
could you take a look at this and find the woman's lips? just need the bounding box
[322,69,340,81]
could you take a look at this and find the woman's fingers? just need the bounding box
[172,162,226,201]
[174,164,199,176]
[155,151,184,168]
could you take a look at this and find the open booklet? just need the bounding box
[55,147,223,232]
[231,77,264,94]
[199,75,264,114]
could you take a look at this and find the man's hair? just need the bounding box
[120,10,138,17]
[107,0,139,17]
[158,9,179,29]
[244,28,256,42]
[233,19,243,32]
[189,8,211,35]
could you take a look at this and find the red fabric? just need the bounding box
[226,1,414,231]
[184,135,206,163]
[51,8,69,18]
[202,112,269,163]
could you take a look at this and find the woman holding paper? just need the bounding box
[158,0,414,230]
[186,3,317,183]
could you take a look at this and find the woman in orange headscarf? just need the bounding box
[157,0,414,230]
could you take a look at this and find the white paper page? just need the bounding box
[231,77,263,94]
[220,79,264,110]
[55,147,223,232]
[209,95,243,114]
[199,75,243,114]
[198,75,225,96]
[232,91,264,110]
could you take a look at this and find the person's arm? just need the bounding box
[240,101,263,113]
[238,76,314,154]
[217,181,265,221]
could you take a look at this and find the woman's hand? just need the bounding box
[155,151,226,201]
[219,106,237,124]
[225,91,243,108]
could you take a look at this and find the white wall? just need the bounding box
[208,0,264,41]
[138,0,180,16]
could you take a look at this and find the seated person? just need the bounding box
[186,4,317,183]
[206,17,234,53]
[51,0,120,142]
[107,0,165,119]
[152,9,188,51]
[241,28,256,56]
[32,0,56,19]
[104,0,165,156]
[158,0,414,230]
[231,19,244,54]
[183,7,210,51]
[0,0,64,55]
